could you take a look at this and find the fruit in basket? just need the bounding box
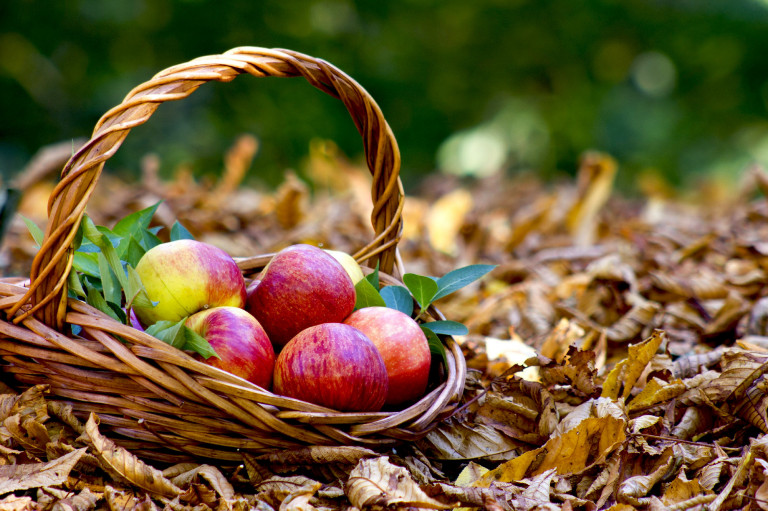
[185,306,274,388]
[324,249,365,284]
[273,323,388,411]
[246,244,356,347]
[344,307,431,405]
[133,240,246,326]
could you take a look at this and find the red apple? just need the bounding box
[343,307,431,406]
[133,239,246,326]
[185,306,275,389]
[273,323,388,411]
[246,244,355,347]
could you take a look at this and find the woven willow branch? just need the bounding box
[10,47,404,328]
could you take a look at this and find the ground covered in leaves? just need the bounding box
[3,138,768,509]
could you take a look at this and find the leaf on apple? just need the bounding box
[145,320,187,350]
[380,285,413,316]
[145,319,219,359]
[354,278,387,310]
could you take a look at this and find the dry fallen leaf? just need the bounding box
[78,414,181,499]
[0,447,86,494]
[346,457,453,510]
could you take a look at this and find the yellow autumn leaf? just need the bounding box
[566,151,617,246]
[455,462,490,486]
[602,330,665,400]
[476,415,626,485]
[427,188,473,255]
[627,377,686,412]
[661,473,710,507]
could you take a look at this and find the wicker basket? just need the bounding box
[0,47,466,463]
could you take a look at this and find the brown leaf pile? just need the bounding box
[3,139,768,509]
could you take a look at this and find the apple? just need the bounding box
[343,307,431,406]
[273,323,388,411]
[133,239,246,326]
[324,249,365,284]
[185,306,275,389]
[246,244,355,347]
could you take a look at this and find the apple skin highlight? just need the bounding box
[134,240,246,326]
[273,323,388,412]
[246,244,355,347]
[344,306,431,406]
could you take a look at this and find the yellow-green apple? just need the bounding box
[246,244,355,347]
[343,307,431,406]
[185,306,274,389]
[324,249,365,284]
[133,240,246,326]
[273,323,388,411]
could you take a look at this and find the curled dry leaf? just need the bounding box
[104,485,159,511]
[602,330,665,400]
[170,464,235,501]
[346,457,453,510]
[477,413,626,484]
[421,420,523,461]
[50,487,101,511]
[0,447,86,494]
[78,414,181,499]
[277,482,322,511]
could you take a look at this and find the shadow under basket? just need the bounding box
[0,47,467,463]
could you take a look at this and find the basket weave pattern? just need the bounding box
[0,47,466,462]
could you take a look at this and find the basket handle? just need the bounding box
[13,47,404,328]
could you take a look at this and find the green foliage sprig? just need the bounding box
[354,263,495,360]
[22,202,216,358]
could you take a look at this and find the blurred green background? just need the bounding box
[2,0,768,192]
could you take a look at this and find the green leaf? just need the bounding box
[170,221,195,241]
[183,326,219,359]
[86,288,121,322]
[365,261,380,290]
[72,220,83,251]
[112,201,161,238]
[145,320,187,350]
[354,278,386,309]
[67,271,87,298]
[141,229,162,251]
[73,252,100,277]
[433,264,496,302]
[106,302,127,324]
[120,235,146,268]
[21,215,44,247]
[421,325,446,367]
[145,319,218,359]
[403,273,439,313]
[125,265,155,309]
[97,252,121,306]
[380,285,413,316]
[421,320,468,336]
